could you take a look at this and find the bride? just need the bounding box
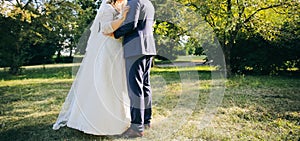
[52,0,131,135]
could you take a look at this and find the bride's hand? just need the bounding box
[121,6,130,20]
[103,32,115,38]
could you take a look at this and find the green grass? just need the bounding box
[154,55,206,64]
[0,64,299,140]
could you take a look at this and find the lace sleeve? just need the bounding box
[99,5,115,34]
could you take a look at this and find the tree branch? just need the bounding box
[34,0,42,9]
[237,0,245,20]
[15,0,21,7]
[243,3,284,24]
[184,3,200,12]
[22,0,33,9]
[209,14,216,27]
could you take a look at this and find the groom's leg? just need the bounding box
[143,56,153,125]
[125,55,147,132]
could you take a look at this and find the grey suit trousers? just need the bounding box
[125,55,153,132]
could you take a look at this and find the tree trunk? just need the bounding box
[222,30,235,77]
[56,50,61,63]
[9,66,20,75]
[9,45,22,75]
[223,45,232,77]
[225,0,233,77]
[10,57,21,75]
[69,46,73,57]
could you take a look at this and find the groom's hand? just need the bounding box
[103,32,115,38]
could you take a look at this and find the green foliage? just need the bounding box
[0,0,97,74]
[41,0,94,62]
[152,0,187,60]
[231,11,300,75]
[185,37,204,56]
[179,0,300,75]
[276,20,300,69]
[0,15,32,74]
[153,1,215,61]
[232,32,284,74]
[154,21,185,60]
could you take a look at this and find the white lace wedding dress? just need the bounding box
[52,3,130,135]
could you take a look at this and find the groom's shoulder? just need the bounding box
[129,0,152,5]
[128,0,138,3]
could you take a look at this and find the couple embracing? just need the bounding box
[53,0,156,138]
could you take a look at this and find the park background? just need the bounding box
[0,0,299,140]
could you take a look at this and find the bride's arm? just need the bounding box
[113,1,139,39]
[110,6,129,32]
[101,6,129,34]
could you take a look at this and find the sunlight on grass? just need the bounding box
[0,79,73,87]
[175,55,207,62]
[24,63,80,69]
[152,65,216,72]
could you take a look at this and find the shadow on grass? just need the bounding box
[0,118,113,141]
[0,82,117,141]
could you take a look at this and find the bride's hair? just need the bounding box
[106,0,118,4]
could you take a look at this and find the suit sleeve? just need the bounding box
[114,1,140,39]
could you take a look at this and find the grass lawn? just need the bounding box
[0,63,299,140]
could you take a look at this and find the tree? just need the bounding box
[154,21,186,60]
[0,0,97,74]
[41,1,80,62]
[152,1,216,61]
[0,0,46,74]
[179,0,299,75]
[72,0,98,55]
[152,1,187,61]
[185,37,204,56]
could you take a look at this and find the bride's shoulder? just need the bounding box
[98,4,115,13]
[103,3,114,10]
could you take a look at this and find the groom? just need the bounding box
[113,0,156,138]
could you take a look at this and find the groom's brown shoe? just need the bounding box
[121,128,144,138]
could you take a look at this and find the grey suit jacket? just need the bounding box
[114,0,156,58]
